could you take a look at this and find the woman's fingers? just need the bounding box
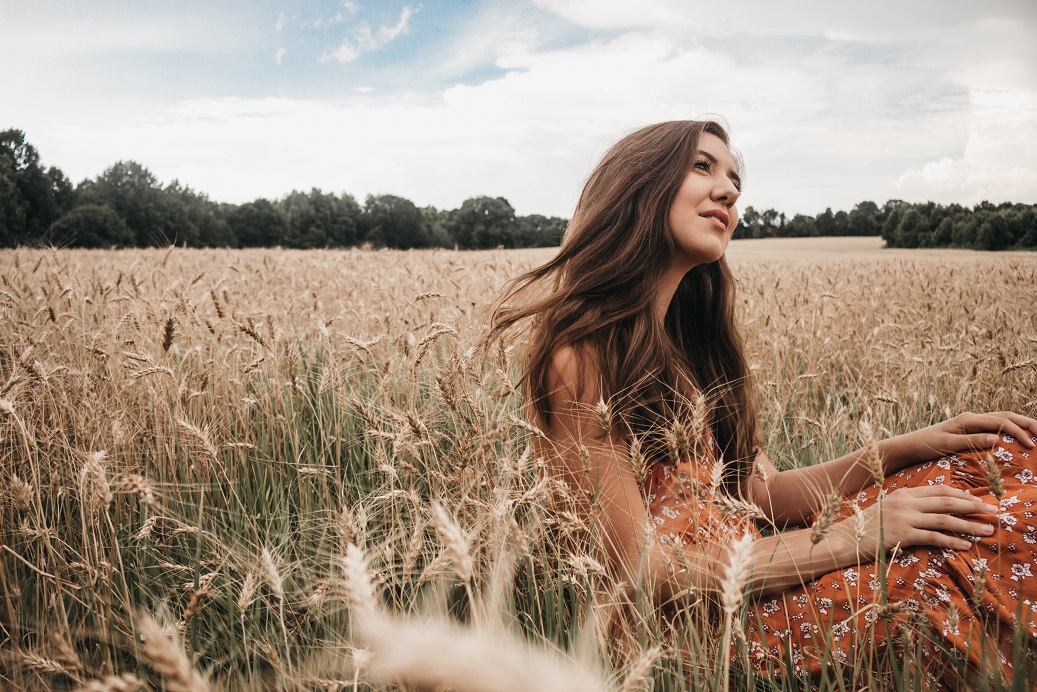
[874,486,997,551]
[912,511,995,536]
[893,484,986,503]
[997,411,1037,444]
[913,530,974,552]
[911,495,999,516]
[958,412,1036,448]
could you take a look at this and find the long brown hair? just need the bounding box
[488,120,757,490]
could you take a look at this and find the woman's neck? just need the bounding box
[654,261,689,326]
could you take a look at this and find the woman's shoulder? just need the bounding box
[544,342,602,407]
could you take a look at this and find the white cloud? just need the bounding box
[0,4,253,58]
[5,1,1035,217]
[322,42,361,63]
[275,12,287,32]
[533,0,1036,41]
[895,88,1037,205]
[321,5,416,64]
[274,47,288,65]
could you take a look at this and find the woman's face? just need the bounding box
[667,132,741,269]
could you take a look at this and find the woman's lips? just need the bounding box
[701,211,729,231]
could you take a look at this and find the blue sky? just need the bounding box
[2,0,1035,217]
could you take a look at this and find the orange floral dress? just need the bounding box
[642,433,1037,686]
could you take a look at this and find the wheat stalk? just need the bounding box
[161,316,175,352]
[714,493,767,522]
[182,582,212,626]
[78,673,145,691]
[665,416,692,462]
[809,489,843,545]
[137,612,210,692]
[593,396,613,435]
[431,501,474,584]
[260,548,283,598]
[719,532,754,692]
[11,473,33,511]
[619,645,661,692]
[122,473,156,507]
[341,543,378,615]
[359,609,606,692]
[858,420,885,486]
[237,569,260,612]
[980,453,1005,500]
[80,451,113,516]
[628,435,648,486]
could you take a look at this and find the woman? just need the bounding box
[488,119,1037,685]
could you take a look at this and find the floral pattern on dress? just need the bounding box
[642,433,1037,685]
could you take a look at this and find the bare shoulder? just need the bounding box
[544,343,602,407]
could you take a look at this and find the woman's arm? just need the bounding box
[746,412,1037,527]
[541,349,1001,600]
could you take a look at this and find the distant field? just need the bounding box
[1,245,1036,690]
[726,235,1037,260]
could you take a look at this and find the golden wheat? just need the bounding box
[1,244,1035,690]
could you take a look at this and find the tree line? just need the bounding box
[3,128,1035,251]
[735,199,1037,250]
[0,129,566,250]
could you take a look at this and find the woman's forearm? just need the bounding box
[644,519,859,603]
[751,447,880,527]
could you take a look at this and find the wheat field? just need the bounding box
[1,241,1036,690]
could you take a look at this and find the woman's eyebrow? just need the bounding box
[698,149,742,188]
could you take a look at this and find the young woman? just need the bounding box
[488,120,1037,684]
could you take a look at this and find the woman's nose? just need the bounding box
[713,177,739,205]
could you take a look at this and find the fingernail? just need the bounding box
[984,504,999,513]
[981,525,995,534]
[957,541,972,550]
[986,435,998,446]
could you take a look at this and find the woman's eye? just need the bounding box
[694,160,711,172]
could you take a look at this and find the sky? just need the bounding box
[1,0,1035,218]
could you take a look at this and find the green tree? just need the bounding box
[893,208,925,248]
[361,194,429,248]
[448,196,518,249]
[975,210,1014,251]
[280,189,360,248]
[848,201,880,236]
[49,204,134,248]
[79,161,168,246]
[515,214,567,247]
[421,205,454,247]
[1018,207,1037,248]
[164,181,234,247]
[227,199,288,247]
[933,217,953,246]
[0,129,69,245]
[784,214,817,237]
[733,206,758,239]
[814,207,836,237]
[0,154,27,247]
[880,200,908,246]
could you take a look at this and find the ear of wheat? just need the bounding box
[431,501,474,584]
[137,612,210,692]
[809,490,844,545]
[341,543,378,615]
[858,420,884,487]
[359,609,606,692]
[981,453,1005,500]
[80,451,113,516]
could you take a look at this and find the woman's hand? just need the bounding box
[881,411,1037,474]
[841,485,998,562]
